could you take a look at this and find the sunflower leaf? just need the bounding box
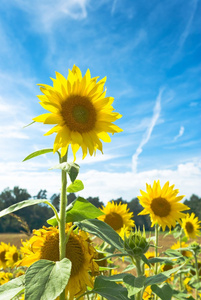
[25,258,72,300]
[75,219,124,251]
[151,283,173,300]
[123,274,146,296]
[67,179,84,193]
[0,199,50,218]
[0,275,25,300]
[93,275,130,300]
[47,197,104,226]
[49,162,80,182]
[23,149,53,161]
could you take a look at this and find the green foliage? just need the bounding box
[76,219,124,251]
[67,179,84,193]
[93,276,130,300]
[0,275,25,300]
[151,283,173,300]
[123,274,146,296]
[47,197,104,226]
[25,259,71,300]
[184,194,201,220]
[50,162,80,182]
[23,149,54,161]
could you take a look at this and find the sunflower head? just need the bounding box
[98,201,134,237]
[5,245,20,268]
[19,224,99,300]
[0,242,10,270]
[181,212,201,240]
[0,271,13,285]
[33,65,123,160]
[138,180,189,231]
[171,241,192,257]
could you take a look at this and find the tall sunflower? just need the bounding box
[138,180,189,231]
[98,201,134,237]
[19,224,98,300]
[181,212,201,239]
[33,65,123,159]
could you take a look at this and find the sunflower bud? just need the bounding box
[123,227,149,257]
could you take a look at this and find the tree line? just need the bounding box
[0,186,200,233]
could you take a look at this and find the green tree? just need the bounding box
[184,194,201,220]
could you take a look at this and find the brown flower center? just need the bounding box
[0,251,6,263]
[61,95,97,132]
[104,212,124,231]
[13,252,18,262]
[150,197,171,217]
[163,264,173,271]
[185,222,194,233]
[40,233,84,276]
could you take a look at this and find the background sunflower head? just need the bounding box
[33,65,123,160]
[138,180,189,231]
[181,212,201,239]
[98,201,134,237]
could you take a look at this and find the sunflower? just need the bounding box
[0,271,13,285]
[138,180,189,231]
[171,241,192,257]
[19,224,99,300]
[98,201,134,237]
[181,212,201,239]
[5,245,19,268]
[143,286,154,299]
[33,65,123,160]
[0,242,10,269]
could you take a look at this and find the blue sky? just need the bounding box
[0,0,200,203]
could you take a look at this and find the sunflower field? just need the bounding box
[0,66,201,300]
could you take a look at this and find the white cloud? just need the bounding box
[11,0,89,32]
[0,160,200,204]
[132,87,164,172]
[174,126,185,141]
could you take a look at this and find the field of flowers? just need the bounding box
[0,66,201,300]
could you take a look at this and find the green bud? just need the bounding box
[190,242,201,253]
[124,226,149,257]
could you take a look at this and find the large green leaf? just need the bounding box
[67,180,84,193]
[151,283,173,300]
[25,258,71,300]
[123,274,146,297]
[50,162,80,182]
[0,199,50,218]
[76,219,124,251]
[0,275,25,300]
[23,149,53,161]
[93,276,130,300]
[145,264,183,287]
[47,197,104,226]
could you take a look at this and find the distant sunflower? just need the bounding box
[138,180,189,231]
[0,271,13,285]
[182,213,201,239]
[171,241,192,257]
[5,245,19,268]
[19,225,98,300]
[98,201,134,237]
[33,65,123,160]
[0,242,10,270]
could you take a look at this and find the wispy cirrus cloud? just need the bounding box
[174,126,185,141]
[132,87,164,172]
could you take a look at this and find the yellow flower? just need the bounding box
[138,180,189,231]
[0,242,10,269]
[19,225,99,300]
[5,245,19,268]
[171,241,192,257]
[98,201,134,237]
[0,271,13,285]
[181,212,201,239]
[183,277,192,293]
[143,286,154,299]
[33,65,123,160]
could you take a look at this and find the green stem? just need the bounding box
[154,224,159,300]
[193,251,200,300]
[179,236,183,291]
[59,150,68,300]
[131,256,143,300]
